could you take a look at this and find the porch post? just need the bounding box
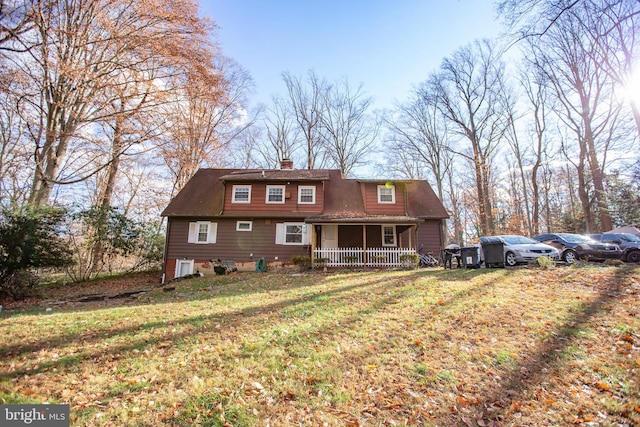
[409,225,413,249]
[362,224,367,265]
[311,223,317,264]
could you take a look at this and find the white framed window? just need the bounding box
[232,185,251,203]
[382,225,397,247]
[236,220,253,231]
[377,185,396,204]
[275,222,311,245]
[175,259,194,277]
[266,185,286,204]
[298,186,316,204]
[188,221,217,244]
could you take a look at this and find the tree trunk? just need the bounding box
[90,118,124,272]
[581,99,612,232]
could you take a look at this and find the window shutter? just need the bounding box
[275,223,285,244]
[208,222,218,243]
[188,222,197,243]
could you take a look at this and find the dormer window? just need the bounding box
[266,185,286,204]
[232,185,251,203]
[298,186,316,204]
[377,185,395,204]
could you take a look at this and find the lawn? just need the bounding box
[1,265,639,426]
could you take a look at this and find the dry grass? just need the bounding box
[1,265,639,426]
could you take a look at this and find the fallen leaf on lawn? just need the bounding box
[324,407,360,426]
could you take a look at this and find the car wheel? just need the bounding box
[562,249,578,264]
[626,250,640,263]
[505,251,518,267]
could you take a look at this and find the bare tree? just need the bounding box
[251,96,301,168]
[386,80,454,200]
[321,78,379,177]
[498,0,640,137]
[497,0,581,39]
[530,3,628,232]
[581,0,640,138]
[0,0,33,50]
[160,56,253,196]
[500,81,534,235]
[431,39,509,236]
[0,79,30,207]
[519,58,555,236]
[282,70,331,169]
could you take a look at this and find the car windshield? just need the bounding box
[557,233,596,243]
[499,235,538,245]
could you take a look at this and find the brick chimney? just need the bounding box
[280,158,294,169]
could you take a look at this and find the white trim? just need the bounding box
[275,223,285,244]
[277,222,307,245]
[302,223,311,245]
[208,223,218,243]
[298,185,316,204]
[377,185,396,204]
[188,221,217,244]
[266,185,286,204]
[175,259,194,277]
[236,220,253,231]
[188,222,198,243]
[382,225,397,247]
[232,185,252,203]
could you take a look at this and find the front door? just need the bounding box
[321,225,338,248]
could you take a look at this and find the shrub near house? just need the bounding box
[161,160,448,280]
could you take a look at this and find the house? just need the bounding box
[161,160,449,280]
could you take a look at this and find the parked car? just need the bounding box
[588,233,640,263]
[532,233,622,264]
[481,235,560,267]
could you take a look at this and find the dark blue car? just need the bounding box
[588,233,640,263]
[532,233,622,264]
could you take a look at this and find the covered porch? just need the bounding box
[307,219,422,268]
[313,246,417,267]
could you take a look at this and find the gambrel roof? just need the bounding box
[162,168,448,220]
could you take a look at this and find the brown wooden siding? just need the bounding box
[223,181,323,214]
[416,220,445,255]
[164,217,311,277]
[361,182,406,215]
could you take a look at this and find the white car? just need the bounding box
[482,235,560,267]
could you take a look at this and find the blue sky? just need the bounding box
[201,0,501,110]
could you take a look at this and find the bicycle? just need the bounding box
[418,246,440,268]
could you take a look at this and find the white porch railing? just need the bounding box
[313,247,417,267]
